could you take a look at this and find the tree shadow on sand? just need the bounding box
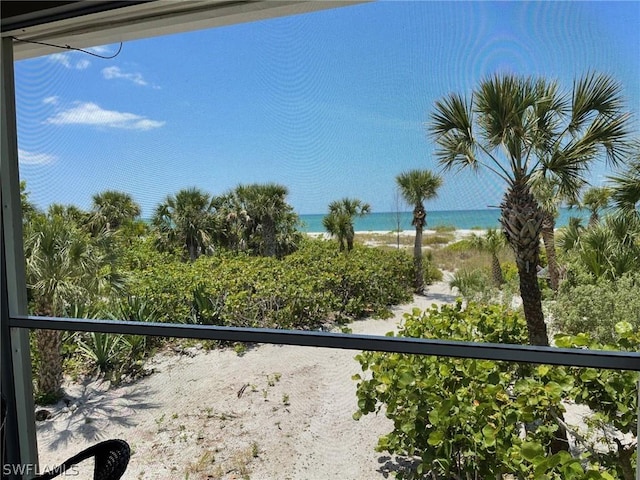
[36,377,159,451]
[377,455,421,478]
[422,289,457,304]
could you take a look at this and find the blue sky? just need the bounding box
[15,1,640,216]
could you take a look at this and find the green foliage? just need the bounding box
[323,197,371,252]
[449,268,490,300]
[122,239,414,329]
[423,251,443,283]
[442,239,474,252]
[76,332,126,374]
[555,324,639,480]
[561,212,640,281]
[551,272,640,343]
[421,233,454,245]
[502,261,519,283]
[354,303,636,479]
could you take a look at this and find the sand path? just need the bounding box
[36,278,456,480]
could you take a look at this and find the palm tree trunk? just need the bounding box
[541,212,560,292]
[491,254,504,287]
[188,239,197,261]
[500,183,549,346]
[33,299,64,401]
[346,225,355,252]
[413,205,426,294]
[516,266,548,345]
[262,218,277,257]
[36,329,64,400]
[414,227,424,294]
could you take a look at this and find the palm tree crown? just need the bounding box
[152,187,216,261]
[323,198,371,252]
[608,139,640,214]
[581,186,611,225]
[91,190,141,231]
[233,183,298,257]
[429,72,631,345]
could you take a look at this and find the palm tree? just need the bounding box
[530,177,580,292]
[581,186,611,226]
[152,187,216,261]
[323,198,371,252]
[571,212,640,280]
[608,139,640,214]
[395,169,443,293]
[91,190,141,231]
[234,183,297,257]
[322,210,350,251]
[429,72,630,346]
[20,180,37,223]
[470,228,506,287]
[24,210,121,400]
[211,192,251,252]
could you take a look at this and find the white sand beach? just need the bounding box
[36,278,457,480]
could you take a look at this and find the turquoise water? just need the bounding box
[298,208,590,233]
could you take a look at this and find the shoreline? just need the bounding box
[306,229,485,243]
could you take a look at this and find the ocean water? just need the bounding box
[298,208,590,233]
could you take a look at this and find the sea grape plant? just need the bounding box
[353,302,637,479]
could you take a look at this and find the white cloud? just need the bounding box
[87,45,111,55]
[45,102,165,131]
[49,53,71,68]
[102,66,149,86]
[48,53,91,70]
[43,96,59,105]
[75,59,91,70]
[18,149,56,165]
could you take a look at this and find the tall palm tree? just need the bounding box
[395,169,443,294]
[234,183,297,257]
[429,72,630,346]
[91,190,141,232]
[152,187,216,261]
[24,210,121,400]
[581,186,611,226]
[470,228,506,287]
[323,198,371,252]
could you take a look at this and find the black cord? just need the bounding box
[10,36,123,59]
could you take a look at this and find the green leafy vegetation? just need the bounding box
[354,303,638,479]
[122,239,415,328]
[551,273,640,344]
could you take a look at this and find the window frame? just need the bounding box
[1,2,639,477]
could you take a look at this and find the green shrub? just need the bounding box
[422,233,455,245]
[443,239,474,252]
[449,268,490,300]
[501,261,519,283]
[122,239,414,329]
[555,323,639,480]
[354,303,635,479]
[551,272,640,343]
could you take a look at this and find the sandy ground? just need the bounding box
[35,278,458,480]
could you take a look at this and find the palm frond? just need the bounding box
[570,72,625,133]
[430,93,473,136]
